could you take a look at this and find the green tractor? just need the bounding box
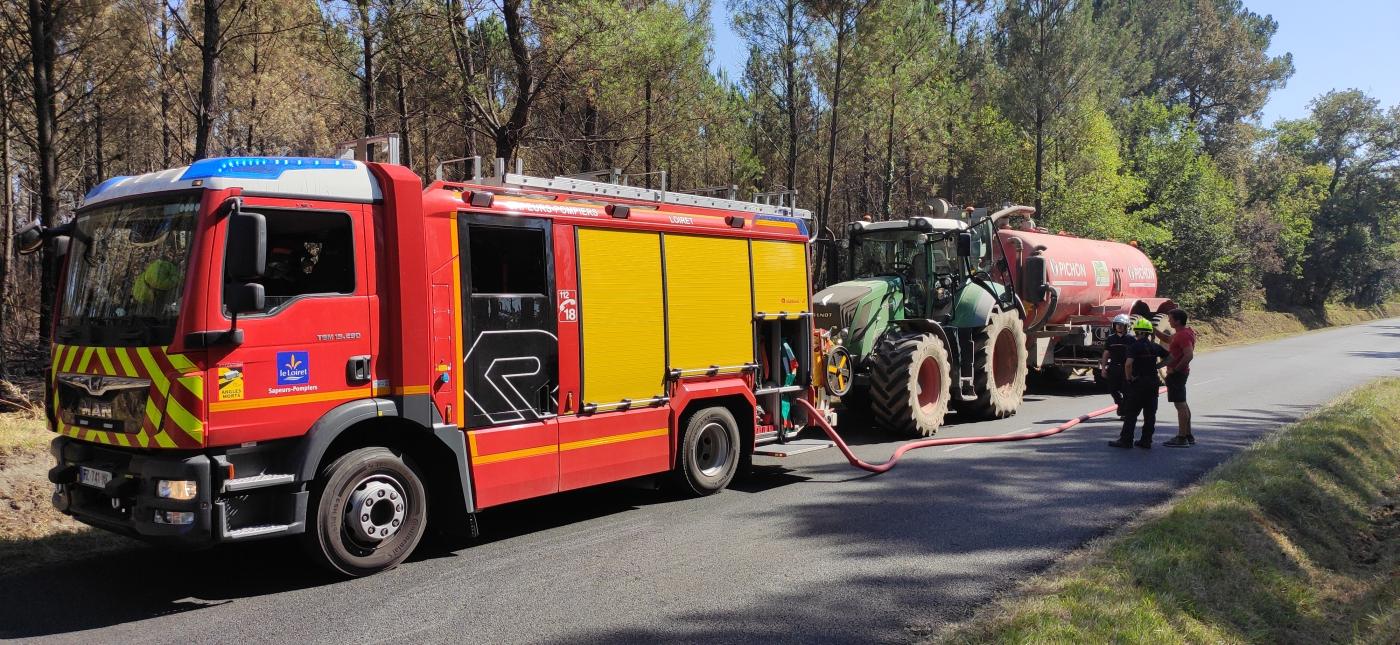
[813,204,1032,436]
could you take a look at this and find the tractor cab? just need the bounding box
[846,217,968,321]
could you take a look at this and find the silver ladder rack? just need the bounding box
[480,172,812,221]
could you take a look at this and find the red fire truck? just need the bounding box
[34,152,817,576]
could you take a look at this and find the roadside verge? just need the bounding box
[936,378,1400,644]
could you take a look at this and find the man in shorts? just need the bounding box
[1157,309,1196,447]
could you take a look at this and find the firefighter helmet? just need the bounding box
[1132,317,1154,333]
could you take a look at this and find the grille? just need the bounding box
[56,374,150,434]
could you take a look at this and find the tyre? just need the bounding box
[868,331,951,437]
[303,446,428,577]
[1151,313,1172,344]
[675,406,742,495]
[955,310,1029,419]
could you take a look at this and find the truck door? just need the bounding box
[208,203,373,445]
[458,213,559,507]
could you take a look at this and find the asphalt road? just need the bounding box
[4,319,1398,644]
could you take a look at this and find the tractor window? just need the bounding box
[469,226,548,295]
[225,209,356,313]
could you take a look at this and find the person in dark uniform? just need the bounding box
[1110,317,1169,449]
[1098,314,1133,410]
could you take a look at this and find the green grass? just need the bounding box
[937,379,1400,644]
[0,407,48,456]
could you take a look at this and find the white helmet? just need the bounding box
[1112,314,1131,327]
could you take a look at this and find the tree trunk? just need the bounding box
[880,65,896,220]
[643,79,653,188]
[159,2,172,165]
[193,0,220,160]
[1033,104,1044,215]
[358,0,376,137]
[0,85,12,373]
[819,24,846,234]
[27,0,60,344]
[497,0,534,162]
[783,0,798,190]
[396,66,411,169]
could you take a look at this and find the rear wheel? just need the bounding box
[955,310,1029,419]
[868,332,951,437]
[675,406,742,495]
[303,446,428,577]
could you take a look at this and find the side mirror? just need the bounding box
[226,211,267,280]
[227,282,265,316]
[956,232,973,257]
[16,223,44,255]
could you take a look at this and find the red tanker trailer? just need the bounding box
[992,226,1175,376]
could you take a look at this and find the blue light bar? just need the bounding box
[84,175,130,201]
[179,157,356,181]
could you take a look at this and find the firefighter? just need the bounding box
[1098,313,1132,411]
[1109,317,1169,449]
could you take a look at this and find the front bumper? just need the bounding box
[49,436,217,545]
[48,436,306,547]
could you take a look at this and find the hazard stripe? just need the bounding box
[96,348,116,375]
[165,350,197,372]
[151,430,176,449]
[135,348,169,390]
[76,347,95,372]
[114,348,137,377]
[60,346,79,372]
[114,433,130,447]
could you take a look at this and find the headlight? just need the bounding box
[153,509,194,525]
[156,479,198,500]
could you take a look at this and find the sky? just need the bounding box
[707,0,1400,126]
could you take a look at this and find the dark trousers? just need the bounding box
[1119,380,1160,443]
[1107,364,1125,406]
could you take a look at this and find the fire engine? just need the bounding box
[31,147,820,576]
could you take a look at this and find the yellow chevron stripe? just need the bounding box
[135,348,169,390]
[76,347,95,372]
[50,344,63,376]
[96,348,116,375]
[60,346,79,372]
[164,395,204,443]
[151,430,176,449]
[114,348,137,377]
[136,430,150,448]
[164,349,196,371]
[114,433,130,447]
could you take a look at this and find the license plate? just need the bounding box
[78,466,113,489]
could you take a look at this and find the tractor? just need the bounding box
[812,203,1035,437]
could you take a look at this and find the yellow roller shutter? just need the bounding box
[577,228,666,406]
[664,235,753,371]
[751,240,810,315]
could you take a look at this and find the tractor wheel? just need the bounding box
[868,332,951,437]
[956,310,1029,419]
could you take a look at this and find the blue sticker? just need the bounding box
[276,351,310,385]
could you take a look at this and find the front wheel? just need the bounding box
[956,310,1029,419]
[303,446,428,577]
[868,331,952,437]
[675,406,742,495]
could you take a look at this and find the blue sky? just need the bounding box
[707,0,1400,126]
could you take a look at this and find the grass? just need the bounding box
[0,402,136,577]
[936,378,1400,644]
[1193,301,1400,351]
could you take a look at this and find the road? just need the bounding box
[4,319,1398,644]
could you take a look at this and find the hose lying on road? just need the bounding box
[795,386,1169,474]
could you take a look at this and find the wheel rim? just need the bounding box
[917,356,943,414]
[694,421,732,477]
[343,474,408,547]
[992,327,1017,391]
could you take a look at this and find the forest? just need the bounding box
[0,0,1397,375]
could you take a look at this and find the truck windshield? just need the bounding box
[57,194,201,346]
[851,231,954,278]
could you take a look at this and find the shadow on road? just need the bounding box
[0,377,1310,642]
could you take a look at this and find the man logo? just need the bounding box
[276,351,310,385]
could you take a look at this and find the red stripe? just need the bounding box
[149,347,179,376]
[168,380,203,421]
[162,414,201,448]
[97,348,114,375]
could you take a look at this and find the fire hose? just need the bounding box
[795,386,1169,474]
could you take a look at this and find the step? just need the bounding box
[223,473,295,492]
[225,524,292,540]
[752,439,835,457]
